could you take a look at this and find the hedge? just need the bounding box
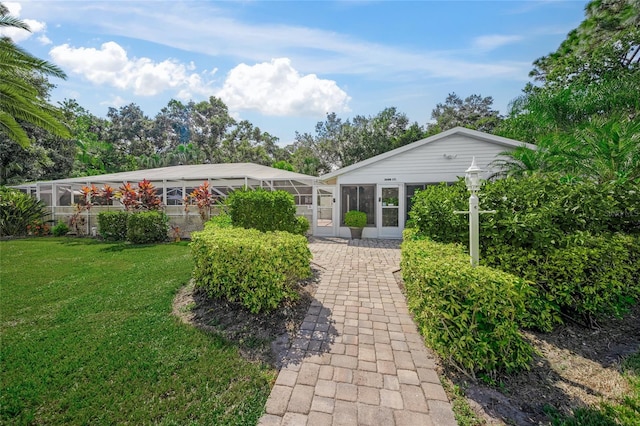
[486,232,640,330]
[98,211,129,241]
[126,211,168,244]
[408,176,640,328]
[401,229,533,376]
[226,189,300,234]
[190,223,312,313]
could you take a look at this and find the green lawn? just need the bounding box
[0,238,275,425]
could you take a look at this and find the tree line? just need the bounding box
[1,0,638,186]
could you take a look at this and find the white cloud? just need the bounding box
[22,1,526,82]
[49,41,214,97]
[472,35,523,52]
[37,34,51,45]
[0,4,48,42]
[3,2,21,16]
[216,58,351,116]
[100,95,128,109]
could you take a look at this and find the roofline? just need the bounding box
[319,127,537,181]
[11,163,318,187]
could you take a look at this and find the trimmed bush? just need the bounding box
[410,176,640,251]
[487,232,640,329]
[401,229,534,376]
[0,187,47,237]
[409,182,468,244]
[126,211,168,244]
[409,176,640,328]
[344,210,367,228]
[98,211,129,241]
[52,221,70,237]
[190,224,312,313]
[227,189,298,233]
[294,215,310,236]
[207,212,233,229]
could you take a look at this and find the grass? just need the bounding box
[0,238,276,425]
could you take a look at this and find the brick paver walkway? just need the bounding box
[258,238,457,426]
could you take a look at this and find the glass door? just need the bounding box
[378,185,403,238]
[313,186,336,236]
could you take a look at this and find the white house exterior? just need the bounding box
[311,127,536,239]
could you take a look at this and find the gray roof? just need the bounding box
[320,127,537,180]
[19,163,317,186]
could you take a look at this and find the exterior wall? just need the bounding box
[337,135,509,185]
[330,134,516,239]
[47,204,313,240]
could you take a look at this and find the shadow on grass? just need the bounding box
[99,243,158,252]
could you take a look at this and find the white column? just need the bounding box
[469,193,480,267]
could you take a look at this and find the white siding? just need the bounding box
[337,135,508,184]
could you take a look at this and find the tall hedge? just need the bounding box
[126,211,168,244]
[98,211,129,241]
[191,223,312,313]
[408,175,640,328]
[226,188,300,234]
[401,229,534,375]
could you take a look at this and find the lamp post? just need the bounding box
[454,158,496,267]
[465,158,482,267]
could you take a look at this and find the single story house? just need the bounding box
[14,127,534,239]
[311,126,536,238]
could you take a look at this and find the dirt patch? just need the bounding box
[392,271,640,425]
[172,268,320,368]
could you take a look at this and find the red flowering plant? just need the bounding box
[116,180,162,211]
[27,220,50,236]
[184,181,217,221]
[70,184,118,235]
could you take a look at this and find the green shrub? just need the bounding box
[190,224,312,313]
[410,176,640,251]
[487,232,640,329]
[51,221,70,237]
[409,182,468,244]
[401,229,534,376]
[227,188,298,233]
[409,176,640,329]
[294,215,310,235]
[344,210,367,228]
[126,211,168,244]
[0,187,48,237]
[98,211,129,241]
[207,212,233,229]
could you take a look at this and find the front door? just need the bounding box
[378,185,403,238]
[313,186,336,236]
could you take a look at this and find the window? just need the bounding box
[166,187,183,206]
[405,184,426,221]
[341,185,375,226]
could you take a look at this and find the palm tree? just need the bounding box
[0,4,70,147]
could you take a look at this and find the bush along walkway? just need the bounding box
[258,238,457,426]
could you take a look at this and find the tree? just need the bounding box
[106,103,153,157]
[426,93,502,135]
[286,108,425,174]
[0,80,76,185]
[149,99,192,153]
[495,0,640,183]
[190,96,235,163]
[0,4,70,147]
[530,0,640,86]
[341,107,423,166]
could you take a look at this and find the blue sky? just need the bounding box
[4,0,588,145]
